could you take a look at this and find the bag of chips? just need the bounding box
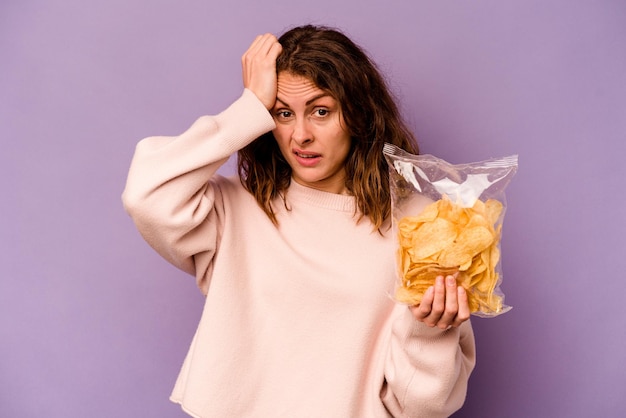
[383,143,518,317]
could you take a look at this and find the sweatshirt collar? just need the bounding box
[285,179,356,213]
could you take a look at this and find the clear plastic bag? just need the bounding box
[383,143,518,318]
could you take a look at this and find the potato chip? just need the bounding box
[394,195,505,315]
[406,218,457,260]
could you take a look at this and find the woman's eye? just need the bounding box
[313,108,329,117]
[275,110,292,119]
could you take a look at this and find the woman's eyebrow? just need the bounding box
[274,94,330,108]
[274,97,289,107]
[306,94,330,106]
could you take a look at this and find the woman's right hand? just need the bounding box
[241,33,283,110]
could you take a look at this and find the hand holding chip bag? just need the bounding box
[383,144,518,318]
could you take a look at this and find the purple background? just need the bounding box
[2,1,625,417]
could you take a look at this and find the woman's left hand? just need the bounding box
[409,275,471,329]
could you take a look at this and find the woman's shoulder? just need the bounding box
[213,173,245,193]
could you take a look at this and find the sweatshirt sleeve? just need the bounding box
[121,89,276,292]
[381,306,476,418]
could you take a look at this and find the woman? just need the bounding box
[123,25,475,418]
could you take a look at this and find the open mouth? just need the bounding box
[294,151,321,159]
[293,150,322,166]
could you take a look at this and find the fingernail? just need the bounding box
[446,276,456,286]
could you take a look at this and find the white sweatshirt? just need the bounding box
[122,89,475,418]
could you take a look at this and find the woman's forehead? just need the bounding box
[276,72,336,105]
[277,73,321,96]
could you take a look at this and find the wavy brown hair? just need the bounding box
[237,25,419,229]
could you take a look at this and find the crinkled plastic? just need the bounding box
[383,143,518,318]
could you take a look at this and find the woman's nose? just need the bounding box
[291,118,313,145]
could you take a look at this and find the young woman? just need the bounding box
[123,25,475,418]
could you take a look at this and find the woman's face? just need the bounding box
[271,72,351,194]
